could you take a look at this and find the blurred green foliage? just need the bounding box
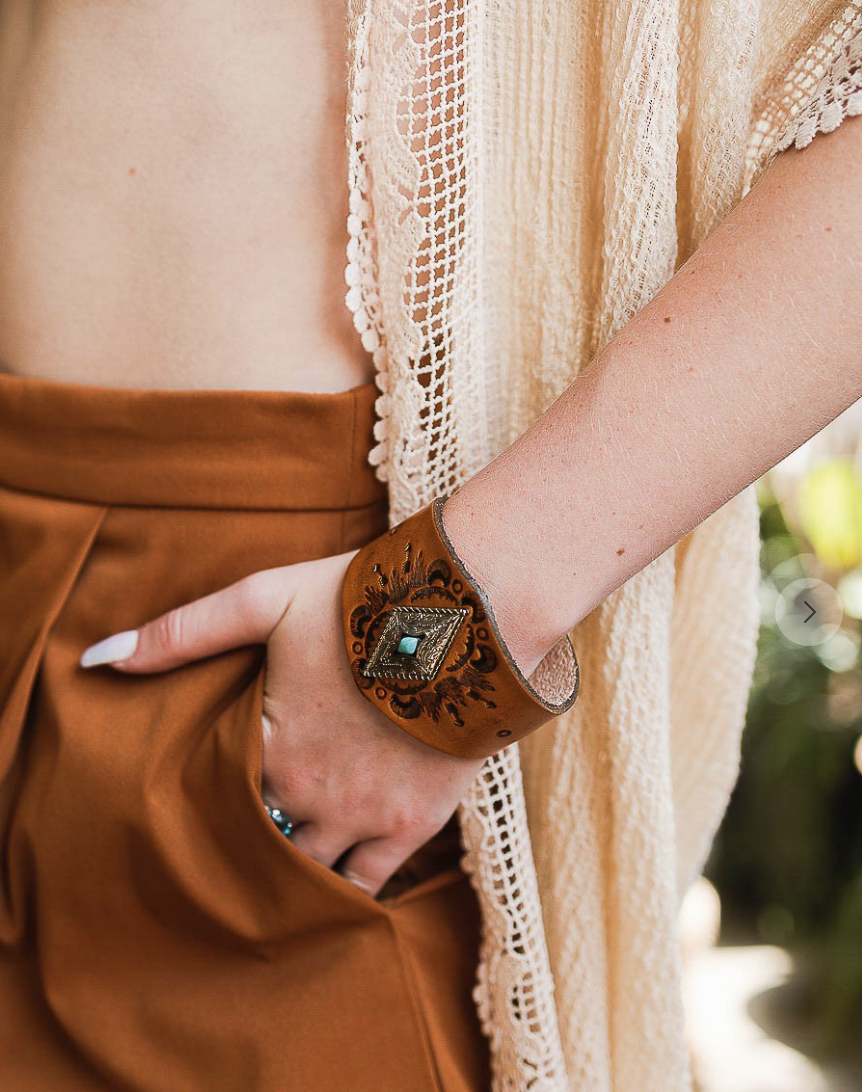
[705,461,862,1055]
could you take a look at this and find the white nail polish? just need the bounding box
[80,629,139,668]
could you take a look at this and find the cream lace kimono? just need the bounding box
[342,2,862,1089]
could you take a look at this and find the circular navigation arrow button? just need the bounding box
[774,577,843,647]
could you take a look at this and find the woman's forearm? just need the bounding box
[442,113,862,679]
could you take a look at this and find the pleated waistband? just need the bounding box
[0,371,388,511]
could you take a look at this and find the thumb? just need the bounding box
[79,567,295,674]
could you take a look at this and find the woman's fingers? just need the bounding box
[79,566,295,673]
[285,824,356,872]
[337,837,417,899]
[287,819,424,899]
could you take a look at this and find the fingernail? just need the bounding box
[80,629,139,668]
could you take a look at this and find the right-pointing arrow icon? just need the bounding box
[775,577,841,646]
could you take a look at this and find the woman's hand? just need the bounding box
[79,550,486,899]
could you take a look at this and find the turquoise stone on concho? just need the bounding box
[363,604,470,682]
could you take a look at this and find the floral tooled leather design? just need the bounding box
[346,534,499,728]
[340,496,580,760]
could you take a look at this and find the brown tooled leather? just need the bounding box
[340,494,580,760]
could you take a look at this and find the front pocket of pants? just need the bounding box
[236,659,466,914]
[234,660,395,913]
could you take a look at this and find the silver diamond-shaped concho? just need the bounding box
[363,605,470,682]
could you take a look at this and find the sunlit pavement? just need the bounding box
[680,879,862,1092]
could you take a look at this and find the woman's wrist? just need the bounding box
[438,485,571,682]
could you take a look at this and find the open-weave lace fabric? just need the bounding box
[343,3,862,1089]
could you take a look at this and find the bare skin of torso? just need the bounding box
[0,0,372,393]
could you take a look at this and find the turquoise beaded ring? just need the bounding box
[265,805,295,838]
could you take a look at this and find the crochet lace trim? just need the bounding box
[344,4,391,482]
[747,4,862,190]
[774,19,862,155]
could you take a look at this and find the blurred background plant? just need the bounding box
[704,399,862,1066]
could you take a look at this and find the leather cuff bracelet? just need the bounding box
[340,494,580,760]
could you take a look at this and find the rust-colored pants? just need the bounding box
[0,372,491,1092]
